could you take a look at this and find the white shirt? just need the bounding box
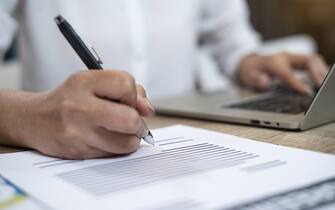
[0,0,260,99]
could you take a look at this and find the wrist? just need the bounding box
[0,90,44,148]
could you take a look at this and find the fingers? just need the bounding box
[137,97,155,117]
[136,85,155,117]
[267,62,311,94]
[258,53,312,94]
[38,141,112,160]
[238,67,271,91]
[306,55,328,85]
[237,54,272,91]
[67,70,138,107]
[66,71,154,117]
[41,126,140,159]
[35,70,152,160]
[248,72,271,91]
[90,98,144,134]
[286,53,329,86]
[89,127,141,155]
[79,147,113,159]
[136,84,147,97]
[238,53,328,94]
[62,146,112,160]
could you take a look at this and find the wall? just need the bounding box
[248,0,335,63]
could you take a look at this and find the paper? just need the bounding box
[0,176,45,210]
[0,125,335,210]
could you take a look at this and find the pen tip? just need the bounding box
[144,135,155,146]
[55,15,64,24]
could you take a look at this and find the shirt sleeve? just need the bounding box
[199,0,261,78]
[0,0,19,61]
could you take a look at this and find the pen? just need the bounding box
[54,15,155,146]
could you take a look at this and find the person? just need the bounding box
[0,0,328,159]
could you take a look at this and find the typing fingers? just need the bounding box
[260,53,310,94]
[306,55,328,86]
[286,53,329,86]
[266,61,311,94]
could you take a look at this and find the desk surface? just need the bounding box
[1,116,335,154]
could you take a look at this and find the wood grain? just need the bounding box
[1,115,335,155]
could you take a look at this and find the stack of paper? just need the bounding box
[0,125,334,210]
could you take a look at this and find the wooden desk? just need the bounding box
[1,115,335,154]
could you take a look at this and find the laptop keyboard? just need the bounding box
[228,87,315,114]
[225,176,335,210]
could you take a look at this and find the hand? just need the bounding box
[0,70,155,159]
[237,53,329,94]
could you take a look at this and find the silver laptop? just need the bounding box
[153,65,335,130]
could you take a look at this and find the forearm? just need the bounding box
[0,89,41,147]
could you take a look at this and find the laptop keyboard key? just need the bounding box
[228,88,314,114]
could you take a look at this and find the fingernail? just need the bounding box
[258,74,270,90]
[145,99,156,115]
[305,87,313,96]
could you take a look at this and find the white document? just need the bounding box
[0,125,335,210]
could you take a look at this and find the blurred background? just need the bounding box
[248,0,335,63]
[1,0,335,88]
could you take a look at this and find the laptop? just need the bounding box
[153,64,335,130]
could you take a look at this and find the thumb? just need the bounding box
[136,84,155,117]
[136,96,155,117]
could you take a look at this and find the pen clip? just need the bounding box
[90,47,103,65]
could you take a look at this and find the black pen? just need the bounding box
[54,15,155,146]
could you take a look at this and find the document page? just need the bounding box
[0,125,335,210]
